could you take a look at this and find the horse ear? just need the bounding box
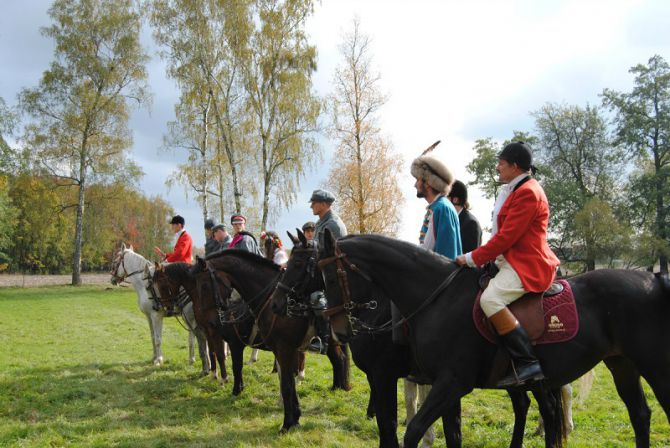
[323,228,336,255]
[154,261,162,272]
[122,242,127,250]
[297,229,308,247]
[287,231,300,246]
[129,245,134,251]
[196,256,207,270]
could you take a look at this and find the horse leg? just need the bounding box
[576,369,595,406]
[403,374,469,448]
[194,328,211,376]
[326,342,351,391]
[230,340,245,395]
[247,348,259,365]
[206,331,228,385]
[641,367,670,424]
[370,370,400,448]
[188,330,196,365]
[297,351,306,381]
[418,384,436,448]
[365,375,375,419]
[404,379,418,425]
[534,384,572,437]
[150,312,164,366]
[507,390,530,448]
[441,399,461,448]
[604,356,651,447]
[277,346,300,433]
[532,388,565,448]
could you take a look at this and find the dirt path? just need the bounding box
[0,273,111,288]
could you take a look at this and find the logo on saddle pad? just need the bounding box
[548,315,564,332]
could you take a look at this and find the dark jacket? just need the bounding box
[459,208,482,254]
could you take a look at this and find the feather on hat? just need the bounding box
[411,141,453,194]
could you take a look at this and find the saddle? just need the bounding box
[474,272,578,345]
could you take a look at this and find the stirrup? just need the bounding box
[308,337,327,354]
[497,362,545,388]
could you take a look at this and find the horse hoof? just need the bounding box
[219,376,229,385]
[297,370,305,381]
[153,357,164,366]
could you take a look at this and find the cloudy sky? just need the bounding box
[2,0,670,250]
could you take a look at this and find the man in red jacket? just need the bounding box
[456,142,560,387]
[154,215,193,263]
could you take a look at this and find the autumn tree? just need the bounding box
[602,55,670,274]
[19,0,148,284]
[325,18,403,235]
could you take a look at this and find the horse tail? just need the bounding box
[548,387,566,448]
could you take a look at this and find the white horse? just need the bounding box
[110,244,210,374]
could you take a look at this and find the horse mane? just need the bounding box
[162,262,194,282]
[205,248,281,272]
[339,234,454,269]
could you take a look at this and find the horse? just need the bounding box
[151,261,302,394]
[109,244,210,374]
[314,231,670,448]
[272,231,544,448]
[191,249,351,433]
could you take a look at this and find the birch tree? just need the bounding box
[19,0,148,285]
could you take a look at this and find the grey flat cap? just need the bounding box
[212,224,226,232]
[309,189,335,204]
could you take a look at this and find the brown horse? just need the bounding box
[191,249,351,433]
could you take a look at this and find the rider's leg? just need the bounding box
[481,259,544,387]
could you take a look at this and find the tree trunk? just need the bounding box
[654,147,668,274]
[72,163,86,286]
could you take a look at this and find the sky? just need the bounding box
[2,0,670,251]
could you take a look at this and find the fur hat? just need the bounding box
[411,155,454,194]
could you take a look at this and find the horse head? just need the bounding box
[317,229,377,343]
[150,262,184,315]
[191,256,235,311]
[110,244,144,285]
[270,229,320,315]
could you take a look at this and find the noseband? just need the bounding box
[110,251,145,283]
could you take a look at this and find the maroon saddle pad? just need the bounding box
[473,279,578,345]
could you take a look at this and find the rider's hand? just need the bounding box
[154,246,164,257]
[455,255,467,266]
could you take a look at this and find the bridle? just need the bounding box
[275,243,319,317]
[110,250,145,284]
[152,269,191,314]
[317,239,463,336]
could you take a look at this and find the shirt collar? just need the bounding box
[175,228,185,238]
[505,173,529,191]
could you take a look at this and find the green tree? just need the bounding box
[19,0,148,285]
[466,132,539,200]
[325,18,403,235]
[533,103,624,271]
[602,54,670,274]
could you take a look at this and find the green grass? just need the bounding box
[0,286,668,447]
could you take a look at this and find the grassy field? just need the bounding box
[0,285,668,447]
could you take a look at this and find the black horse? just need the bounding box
[271,231,540,448]
[313,231,670,448]
[191,249,351,433]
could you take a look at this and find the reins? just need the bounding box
[319,239,464,335]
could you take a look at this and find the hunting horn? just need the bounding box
[421,140,441,156]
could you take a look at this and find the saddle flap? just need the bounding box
[508,293,545,341]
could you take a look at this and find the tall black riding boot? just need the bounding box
[308,316,329,354]
[496,325,545,387]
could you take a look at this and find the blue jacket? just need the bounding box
[427,196,462,259]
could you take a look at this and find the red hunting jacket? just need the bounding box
[165,230,193,263]
[471,178,559,293]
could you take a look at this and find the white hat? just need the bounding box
[411,155,454,194]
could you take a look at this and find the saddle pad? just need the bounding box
[473,279,578,345]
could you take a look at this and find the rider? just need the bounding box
[406,151,462,384]
[309,189,347,354]
[302,221,316,242]
[228,214,262,256]
[260,230,289,268]
[448,180,482,253]
[211,223,232,253]
[456,141,560,387]
[204,218,219,256]
[154,215,193,263]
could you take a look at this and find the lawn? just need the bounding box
[0,285,668,447]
